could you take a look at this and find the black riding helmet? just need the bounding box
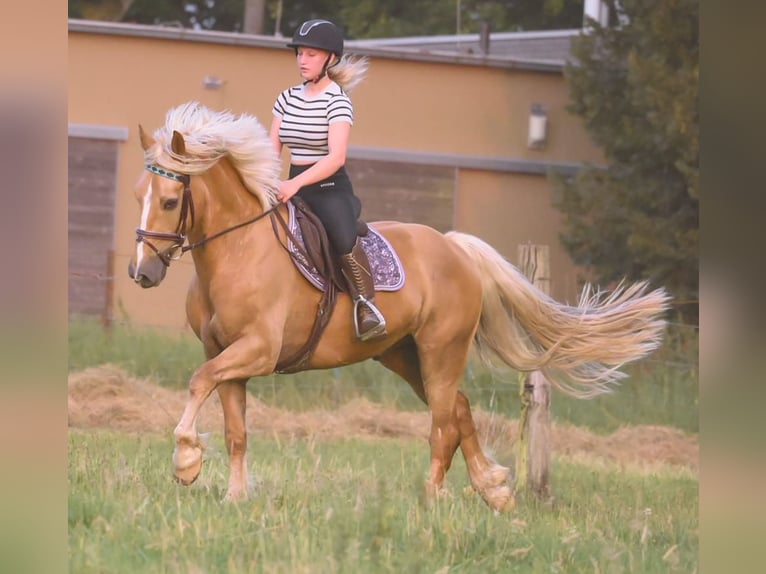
[286,19,344,59]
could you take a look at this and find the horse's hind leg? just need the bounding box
[377,338,514,512]
[454,393,515,512]
[217,379,249,501]
[419,388,515,512]
[376,339,460,497]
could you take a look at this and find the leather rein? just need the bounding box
[135,164,279,266]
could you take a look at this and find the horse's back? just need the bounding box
[370,220,484,322]
[371,221,478,276]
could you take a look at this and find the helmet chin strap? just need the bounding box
[312,53,336,83]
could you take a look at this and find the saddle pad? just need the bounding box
[286,201,405,292]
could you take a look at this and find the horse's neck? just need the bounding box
[188,164,280,281]
[201,163,267,228]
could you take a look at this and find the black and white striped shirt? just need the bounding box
[272,81,354,163]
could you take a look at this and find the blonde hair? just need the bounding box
[327,54,369,93]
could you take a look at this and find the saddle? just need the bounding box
[287,197,368,295]
[283,200,405,293]
[270,198,405,373]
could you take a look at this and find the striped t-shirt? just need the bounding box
[272,81,354,163]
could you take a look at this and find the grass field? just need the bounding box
[68,318,698,572]
[68,318,698,434]
[69,430,697,573]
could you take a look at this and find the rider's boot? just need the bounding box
[340,238,387,341]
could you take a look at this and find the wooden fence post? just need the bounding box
[515,243,552,498]
[102,249,115,331]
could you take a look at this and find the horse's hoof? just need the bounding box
[497,490,517,513]
[173,472,199,486]
[484,484,516,513]
[173,446,203,486]
[173,460,202,486]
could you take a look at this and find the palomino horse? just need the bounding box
[128,102,669,512]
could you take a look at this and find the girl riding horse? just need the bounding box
[269,19,384,342]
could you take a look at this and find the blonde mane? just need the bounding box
[145,102,281,208]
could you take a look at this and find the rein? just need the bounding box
[136,164,279,266]
[182,206,280,253]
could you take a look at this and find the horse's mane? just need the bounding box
[146,101,281,208]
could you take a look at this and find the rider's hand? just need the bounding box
[276,179,301,203]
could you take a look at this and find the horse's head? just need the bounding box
[128,127,193,288]
[129,102,282,287]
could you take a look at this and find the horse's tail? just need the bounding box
[446,231,671,398]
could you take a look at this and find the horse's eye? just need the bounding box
[163,198,179,210]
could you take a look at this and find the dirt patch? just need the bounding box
[68,365,698,473]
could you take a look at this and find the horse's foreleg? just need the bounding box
[173,365,210,485]
[173,338,275,487]
[217,379,249,501]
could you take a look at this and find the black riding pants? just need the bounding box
[290,164,361,255]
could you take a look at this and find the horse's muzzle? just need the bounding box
[128,258,166,288]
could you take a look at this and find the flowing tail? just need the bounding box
[446,232,671,398]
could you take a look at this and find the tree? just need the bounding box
[122,0,245,31]
[243,0,266,34]
[70,0,136,20]
[552,0,698,322]
[461,0,585,33]
[277,1,585,39]
[72,1,587,37]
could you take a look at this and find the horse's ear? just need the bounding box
[171,130,186,156]
[138,124,154,151]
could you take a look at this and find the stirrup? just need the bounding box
[352,297,387,341]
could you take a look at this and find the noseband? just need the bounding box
[135,164,195,267]
[136,163,279,267]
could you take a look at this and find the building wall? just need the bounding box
[68,136,120,318]
[347,160,456,232]
[68,22,604,328]
[455,169,581,302]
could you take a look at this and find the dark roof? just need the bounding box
[68,19,580,73]
[349,30,580,70]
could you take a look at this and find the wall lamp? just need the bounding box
[202,75,225,90]
[528,103,547,149]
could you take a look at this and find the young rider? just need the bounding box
[269,19,386,341]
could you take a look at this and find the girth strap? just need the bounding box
[270,203,339,374]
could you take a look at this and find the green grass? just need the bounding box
[68,317,698,434]
[68,316,206,384]
[550,325,699,433]
[68,319,698,572]
[69,430,698,573]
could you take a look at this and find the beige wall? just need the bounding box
[350,57,603,163]
[455,170,581,302]
[68,24,602,327]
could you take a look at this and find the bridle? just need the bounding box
[136,163,279,267]
[135,164,195,266]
